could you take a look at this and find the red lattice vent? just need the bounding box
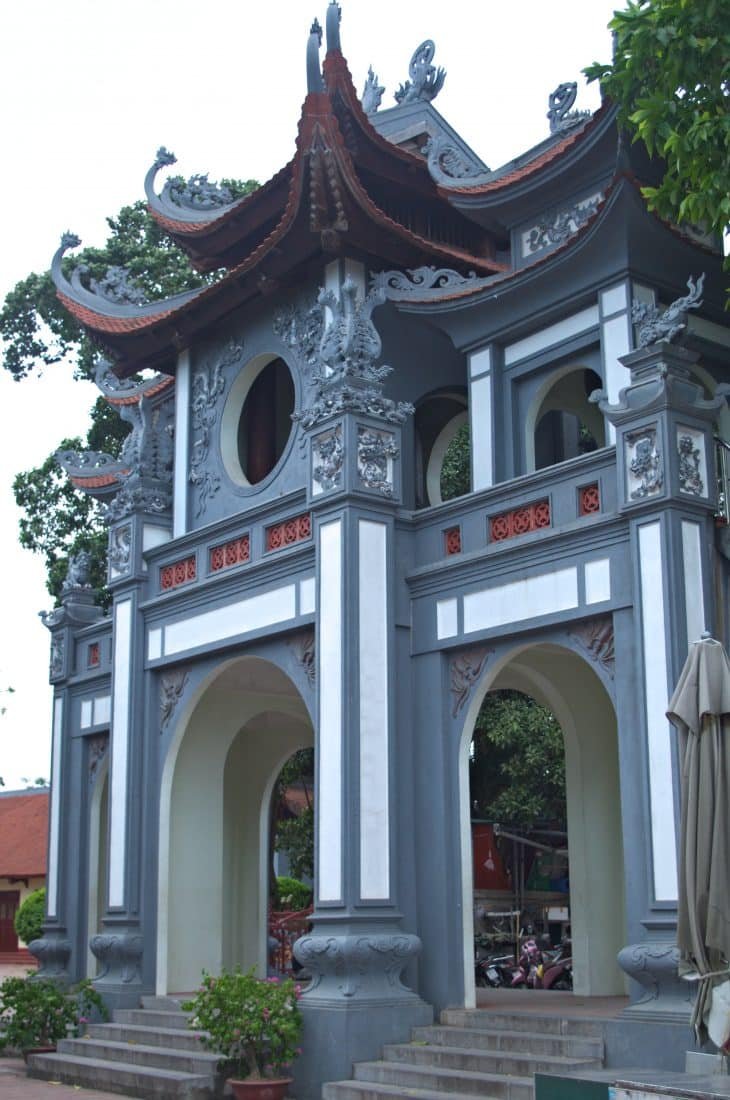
[579,483,601,516]
[444,527,462,555]
[210,534,250,573]
[160,555,197,591]
[88,642,100,668]
[489,499,551,542]
[266,513,312,552]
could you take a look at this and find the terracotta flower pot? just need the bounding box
[228,1077,293,1100]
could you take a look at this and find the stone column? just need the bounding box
[595,331,728,1019]
[292,277,431,1097]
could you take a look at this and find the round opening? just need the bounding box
[221,355,295,488]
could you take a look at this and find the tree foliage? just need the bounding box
[470,690,566,830]
[585,0,730,239]
[273,749,314,882]
[14,887,45,946]
[3,182,258,603]
[440,422,470,501]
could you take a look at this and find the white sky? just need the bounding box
[0,0,619,789]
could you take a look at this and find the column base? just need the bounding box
[90,929,146,1010]
[618,941,694,1022]
[28,934,72,984]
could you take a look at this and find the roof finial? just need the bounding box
[362,66,385,114]
[395,40,446,105]
[307,18,325,93]
[326,2,341,53]
[547,82,590,134]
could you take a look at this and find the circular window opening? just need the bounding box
[236,357,295,485]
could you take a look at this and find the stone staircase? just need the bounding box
[322,1007,605,1100]
[27,997,222,1099]
[27,1002,605,1100]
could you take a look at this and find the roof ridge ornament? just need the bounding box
[395,40,446,106]
[422,135,488,182]
[631,274,705,348]
[547,82,591,134]
[325,1,341,53]
[362,66,385,114]
[307,18,325,94]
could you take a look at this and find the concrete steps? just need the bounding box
[26,1001,222,1100]
[322,1008,606,1100]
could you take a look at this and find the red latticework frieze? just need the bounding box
[578,483,601,516]
[160,555,197,591]
[489,499,551,542]
[444,527,462,555]
[265,513,312,552]
[88,642,100,668]
[210,534,250,573]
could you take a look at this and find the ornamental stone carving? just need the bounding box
[631,273,705,348]
[49,634,65,681]
[361,66,385,114]
[164,173,236,212]
[677,431,704,496]
[273,299,324,370]
[88,266,148,306]
[189,341,241,516]
[160,669,189,730]
[547,82,590,134]
[105,483,171,523]
[569,617,615,676]
[294,931,422,1000]
[450,646,493,717]
[88,733,109,782]
[28,936,72,982]
[395,40,445,105]
[293,630,316,686]
[525,195,602,255]
[357,427,398,496]
[373,265,482,296]
[626,427,663,500]
[109,524,132,575]
[617,941,691,1016]
[312,425,344,494]
[63,550,93,594]
[90,932,144,984]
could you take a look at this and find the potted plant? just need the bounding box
[183,968,303,1100]
[0,974,107,1058]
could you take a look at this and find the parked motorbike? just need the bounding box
[511,938,543,988]
[538,939,573,990]
[475,952,517,988]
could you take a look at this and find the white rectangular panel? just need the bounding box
[299,577,316,616]
[109,599,132,908]
[46,697,64,918]
[359,520,390,900]
[681,521,705,645]
[600,284,627,317]
[638,522,678,901]
[164,585,296,656]
[464,567,578,634]
[471,374,494,491]
[469,346,491,380]
[94,695,111,727]
[504,306,598,366]
[80,699,93,730]
[585,559,611,605]
[143,525,171,552]
[437,598,458,640]
[601,313,632,446]
[148,628,162,661]
[173,350,190,539]
[318,520,343,902]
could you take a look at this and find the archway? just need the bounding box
[459,641,624,1006]
[526,365,605,473]
[157,656,313,994]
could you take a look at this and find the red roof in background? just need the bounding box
[0,791,49,877]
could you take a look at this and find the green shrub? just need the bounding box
[274,876,311,912]
[13,888,45,946]
[0,975,107,1052]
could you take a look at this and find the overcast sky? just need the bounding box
[0,0,619,789]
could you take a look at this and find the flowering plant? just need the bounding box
[0,975,107,1052]
[182,969,303,1080]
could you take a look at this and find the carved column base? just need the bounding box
[90,930,144,1008]
[28,935,72,984]
[618,941,694,1021]
[295,927,424,1003]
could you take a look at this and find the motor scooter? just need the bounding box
[510,938,543,987]
[475,952,517,988]
[538,939,573,990]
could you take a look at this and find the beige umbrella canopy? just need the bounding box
[667,634,730,1045]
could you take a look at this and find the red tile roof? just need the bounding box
[0,791,49,877]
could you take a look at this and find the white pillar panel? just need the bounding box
[46,697,64,919]
[358,520,390,900]
[318,520,343,902]
[109,599,132,908]
[601,312,632,444]
[173,349,190,538]
[470,373,494,491]
[637,522,678,901]
[681,520,705,645]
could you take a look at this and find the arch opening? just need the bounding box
[459,642,625,1006]
[526,366,606,473]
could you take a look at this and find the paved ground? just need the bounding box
[0,1057,126,1099]
[475,986,630,1017]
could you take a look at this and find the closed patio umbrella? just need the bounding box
[667,633,730,1045]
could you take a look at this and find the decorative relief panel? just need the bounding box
[569,617,615,676]
[450,646,493,717]
[578,483,601,516]
[49,634,65,681]
[312,425,344,495]
[266,513,312,552]
[625,426,663,500]
[293,630,316,686]
[444,527,462,555]
[160,668,189,730]
[489,499,550,542]
[189,341,242,517]
[160,555,197,591]
[87,642,100,668]
[357,426,398,496]
[676,427,705,497]
[522,193,602,257]
[88,733,109,781]
[210,534,250,573]
[109,523,132,577]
